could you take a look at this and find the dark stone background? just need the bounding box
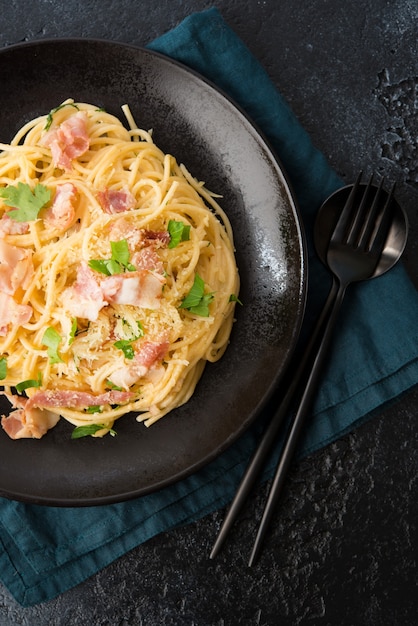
[1,1,417,624]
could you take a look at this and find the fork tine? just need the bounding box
[363,181,396,253]
[354,177,386,250]
[331,171,364,244]
[346,173,376,246]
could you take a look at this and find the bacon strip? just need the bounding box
[131,247,164,274]
[0,293,32,336]
[101,270,165,308]
[0,240,33,295]
[109,219,170,251]
[142,230,171,247]
[1,394,60,440]
[1,387,132,439]
[0,214,30,237]
[97,189,136,214]
[41,111,89,171]
[62,262,107,322]
[136,340,170,368]
[63,254,166,320]
[43,183,78,231]
[26,389,133,410]
[110,340,169,389]
[109,218,143,249]
[0,237,34,333]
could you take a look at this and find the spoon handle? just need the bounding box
[248,280,347,566]
[210,278,339,560]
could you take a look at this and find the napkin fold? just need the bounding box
[1,7,418,607]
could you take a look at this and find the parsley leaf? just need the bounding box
[113,322,143,359]
[15,373,42,393]
[71,423,117,439]
[88,239,135,275]
[45,102,79,131]
[0,182,50,222]
[106,379,123,391]
[229,294,243,305]
[0,357,7,380]
[168,220,191,248]
[110,240,133,268]
[113,339,135,360]
[68,318,78,345]
[41,327,64,364]
[88,259,120,275]
[86,406,103,414]
[180,274,214,317]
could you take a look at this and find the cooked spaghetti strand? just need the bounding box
[0,101,239,439]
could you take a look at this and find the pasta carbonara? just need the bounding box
[0,100,239,439]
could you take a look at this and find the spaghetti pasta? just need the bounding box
[0,100,239,439]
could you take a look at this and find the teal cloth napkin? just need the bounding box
[1,7,418,607]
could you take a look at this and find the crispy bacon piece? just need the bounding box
[0,240,33,295]
[1,388,133,439]
[0,214,30,237]
[109,218,143,249]
[110,339,169,389]
[101,270,165,308]
[0,240,34,333]
[109,218,170,252]
[63,260,166,321]
[136,339,170,368]
[131,246,164,274]
[109,222,170,251]
[0,293,32,336]
[26,389,133,410]
[97,188,136,214]
[1,394,60,440]
[62,262,107,322]
[43,183,78,231]
[142,230,171,247]
[41,111,89,171]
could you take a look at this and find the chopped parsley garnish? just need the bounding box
[41,327,64,364]
[15,373,42,393]
[106,379,123,391]
[168,220,191,248]
[88,239,136,275]
[229,294,243,305]
[114,321,143,359]
[45,102,79,131]
[110,239,132,267]
[113,339,135,360]
[68,318,78,345]
[0,182,50,222]
[71,423,117,439]
[0,357,7,380]
[180,274,214,317]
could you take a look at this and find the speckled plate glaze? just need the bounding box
[0,40,306,505]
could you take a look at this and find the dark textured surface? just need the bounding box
[1,1,418,624]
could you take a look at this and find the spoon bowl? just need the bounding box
[314,182,408,278]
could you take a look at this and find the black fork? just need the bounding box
[210,173,398,566]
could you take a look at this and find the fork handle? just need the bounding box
[210,277,339,560]
[248,279,348,566]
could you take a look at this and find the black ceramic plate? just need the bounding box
[0,40,306,505]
